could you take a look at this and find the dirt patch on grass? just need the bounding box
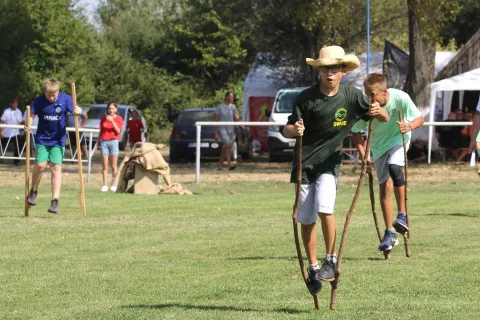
[1,150,477,189]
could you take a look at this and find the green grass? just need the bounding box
[0,174,479,319]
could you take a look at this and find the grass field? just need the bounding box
[0,161,479,319]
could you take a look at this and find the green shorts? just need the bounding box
[35,145,65,165]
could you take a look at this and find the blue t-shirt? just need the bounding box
[31,92,74,147]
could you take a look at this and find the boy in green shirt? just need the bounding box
[283,46,389,295]
[351,73,424,252]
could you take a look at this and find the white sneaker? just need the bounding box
[101,185,108,192]
[110,186,117,192]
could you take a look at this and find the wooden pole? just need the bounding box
[368,170,382,242]
[72,82,87,216]
[24,105,31,217]
[331,93,376,310]
[292,128,320,309]
[398,110,411,257]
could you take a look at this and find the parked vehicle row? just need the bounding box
[169,108,253,162]
[82,92,305,162]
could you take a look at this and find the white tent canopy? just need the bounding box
[428,68,480,162]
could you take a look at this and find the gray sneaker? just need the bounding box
[306,266,322,295]
[48,198,59,214]
[27,189,37,206]
[318,258,336,282]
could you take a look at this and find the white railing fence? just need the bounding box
[194,121,279,183]
[194,121,474,183]
[0,124,100,181]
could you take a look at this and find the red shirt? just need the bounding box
[99,115,123,141]
[127,119,144,142]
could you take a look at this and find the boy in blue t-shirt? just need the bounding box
[26,79,82,214]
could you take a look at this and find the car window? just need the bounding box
[176,111,215,126]
[275,91,301,113]
[87,106,127,120]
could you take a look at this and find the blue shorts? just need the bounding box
[100,140,119,156]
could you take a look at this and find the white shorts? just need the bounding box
[375,145,405,184]
[297,173,338,224]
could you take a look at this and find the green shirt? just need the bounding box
[351,88,420,160]
[288,84,370,184]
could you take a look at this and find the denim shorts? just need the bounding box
[100,139,119,156]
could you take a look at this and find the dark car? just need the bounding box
[169,108,253,162]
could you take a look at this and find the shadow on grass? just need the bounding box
[229,256,297,261]
[425,212,478,218]
[230,256,389,262]
[122,303,305,314]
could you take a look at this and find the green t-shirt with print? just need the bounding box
[351,88,420,160]
[288,84,370,184]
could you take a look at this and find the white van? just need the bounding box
[267,87,307,161]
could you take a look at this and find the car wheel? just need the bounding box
[169,148,181,163]
[269,152,279,162]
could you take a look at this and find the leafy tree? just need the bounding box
[0,0,96,108]
[231,0,410,85]
[406,0,458,108]
[440,0,480,47]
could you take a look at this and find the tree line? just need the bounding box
[0,0,478,133]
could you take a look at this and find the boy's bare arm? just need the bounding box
[351,132,366,160]
[283,120,304,138]
[396,116,424,133]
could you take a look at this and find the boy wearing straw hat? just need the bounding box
[26,79,82,214]
[284,46,389,295]
[351,73,424,253]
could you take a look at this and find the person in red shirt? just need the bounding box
[97,102,123,192]
[126,110,144,149]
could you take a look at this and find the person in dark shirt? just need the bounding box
[436,111,468,161]
[283,45,389,295]
[407,139,428,163]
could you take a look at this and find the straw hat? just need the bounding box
[306,45,360,71]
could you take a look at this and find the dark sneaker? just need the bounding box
[48,198,59,214]
[26,189,37,206]
[378,230,399,251]
[306,267,322,295]
[393,212,409,234]
[229,165,236,171]
[318,258,336,282]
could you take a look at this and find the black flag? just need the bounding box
[382,40,409,90]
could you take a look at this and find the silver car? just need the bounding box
[84,104,148,150]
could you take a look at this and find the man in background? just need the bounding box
[1,98,24,165]
[214,91,241,170]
